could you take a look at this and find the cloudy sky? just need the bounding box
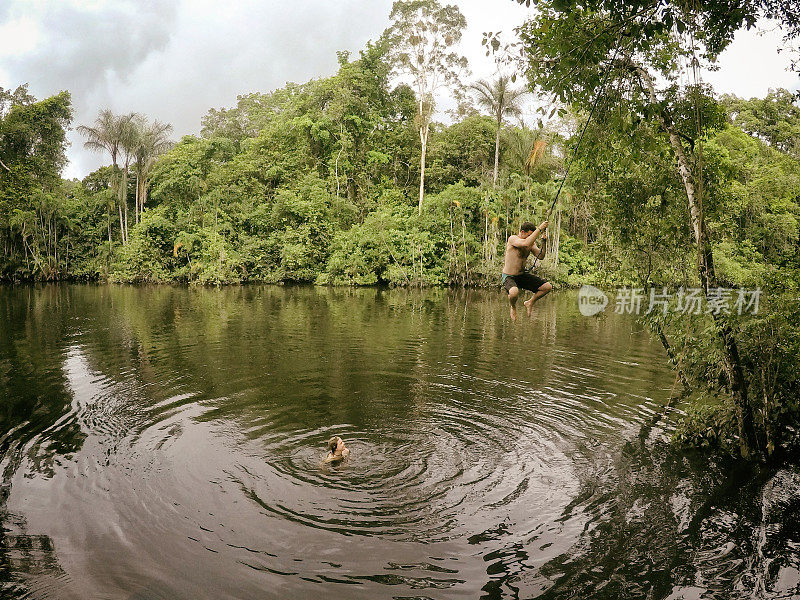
[0,0,797,180]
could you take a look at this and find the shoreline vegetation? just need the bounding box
[2,0,800,461]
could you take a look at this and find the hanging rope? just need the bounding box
[531,43,623,270]
[546,43,624,219]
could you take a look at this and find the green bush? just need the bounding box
[110,207,178,283]
[673,400,737,451]
[556,235,600,286]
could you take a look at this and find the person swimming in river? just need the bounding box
[324,436,350,464]
[502,220,553,321]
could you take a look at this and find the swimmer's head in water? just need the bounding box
[324,436,349,464]
[327,437,340,453]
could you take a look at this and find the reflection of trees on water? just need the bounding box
[63,284,661,434]
[0,286,81,595]
[534,438,729,599]
[480,428,800,600]
[0,510,64,598]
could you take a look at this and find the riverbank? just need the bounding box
[0,252,614,289]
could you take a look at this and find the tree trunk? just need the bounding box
[665,119,758,458]
[654,321,691,393]
[449,206,457,282]
[135,173,140,225]
[119,203,125,245]
[110,159,121,243]
[461,214,469,284]
[121,167,129,244]
[631,59,759,459]
[493,118,501,186]
[553,206,561,265]
[484,198,489,262]
[347,177,357,205]
[418,122,429,215]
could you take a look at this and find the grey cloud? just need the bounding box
[2,0,535,178]
[1,0,182,178]
[6,0,180,98]
[1,0,787,180]
[22,0,396,178]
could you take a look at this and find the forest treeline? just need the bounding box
[2,53,797,290]
[1,0,800,460]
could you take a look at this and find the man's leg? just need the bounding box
[524,282,553,315]
[507,285,520,321]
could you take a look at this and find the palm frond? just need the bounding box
[525,140,547,175]
[469,74,527,123]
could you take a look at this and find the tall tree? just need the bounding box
[78,110,139,243]
[132,116,173,224]
[470,75,526,186]
[383,0,468,214]
[512,0,800,458]
[0,85,36,174]
[723,89,800,158]
[0,87,72,276]
[117,114,139,244]
[76,109,122,171]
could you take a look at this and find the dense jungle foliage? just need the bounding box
[2,52,797,291]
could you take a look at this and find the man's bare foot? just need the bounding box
[524,298,535,316]
[510,305,517,321]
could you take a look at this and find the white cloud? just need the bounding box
[704,24,799,98]
[438,0,535,122]
[0,17,41,62]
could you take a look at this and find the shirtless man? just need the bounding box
[502,221,553,320]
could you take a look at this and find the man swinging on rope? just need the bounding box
[502,221,553,320]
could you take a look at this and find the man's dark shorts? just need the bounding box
[501,272,548,294]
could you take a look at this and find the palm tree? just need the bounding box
[504,124,555,180]
[76,109,122,168]
[117,114,140,243]
[132,117,173,224]
[470,75,527,186]
[78,110,139,243]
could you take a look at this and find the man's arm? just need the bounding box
[508,235,528,249]
[509,221,549,249]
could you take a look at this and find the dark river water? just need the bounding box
[0,285,798,600]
